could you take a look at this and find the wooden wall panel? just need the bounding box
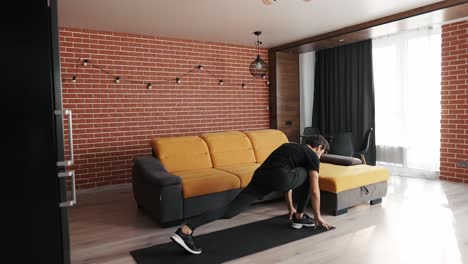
[275,52,300,143]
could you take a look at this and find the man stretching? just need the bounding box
[170,135,332,254]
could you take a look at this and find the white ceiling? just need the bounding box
[58,0,442,48]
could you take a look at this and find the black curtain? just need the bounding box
[312,40,376,165]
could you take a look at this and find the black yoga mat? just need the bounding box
[130,214,335,264]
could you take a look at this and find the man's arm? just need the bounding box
[285,190,296,219]
[309,170,321,218]
[309,170,331,229]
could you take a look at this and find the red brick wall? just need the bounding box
[440,20,468,183]
[59,28,269,190]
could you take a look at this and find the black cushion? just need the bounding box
[320,154,362,166]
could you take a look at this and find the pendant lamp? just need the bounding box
[249,31,268,78]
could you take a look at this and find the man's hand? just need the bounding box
[288,207,297,220]
[314,216,332,230]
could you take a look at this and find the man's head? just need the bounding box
[304,135,329,158]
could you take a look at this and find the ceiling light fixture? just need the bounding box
[249,31,268,78]
[262,0,277,5]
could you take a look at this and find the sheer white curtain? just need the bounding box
[372,27,441,178]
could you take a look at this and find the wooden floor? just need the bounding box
[69,176,468,264]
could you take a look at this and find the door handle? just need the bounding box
[54,109,74,166]
[58,170,76,207]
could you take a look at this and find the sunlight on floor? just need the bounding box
[380,176,463,264]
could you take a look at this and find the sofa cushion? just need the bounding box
[176,168,241,198]
[216,163,262,187]
[200,131,256,167]
[242,129,289,163]
[150,136,212,173]
[319,163,390,193]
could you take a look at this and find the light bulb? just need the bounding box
[147,83,152,89]
[256,61,262,70]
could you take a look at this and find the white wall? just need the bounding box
[299,51,315,136]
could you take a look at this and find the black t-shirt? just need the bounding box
[259,143,320,172]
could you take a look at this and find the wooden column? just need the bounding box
[269,51,300,143]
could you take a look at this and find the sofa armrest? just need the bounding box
[320,154,362,166]
[133,156,181,187]
[132,156,183,227]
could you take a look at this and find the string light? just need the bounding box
[70,59,267,89]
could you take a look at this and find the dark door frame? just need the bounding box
[7,1,71,263]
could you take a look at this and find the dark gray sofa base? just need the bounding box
[320,181,388,216]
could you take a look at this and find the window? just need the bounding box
[373,27,441,177]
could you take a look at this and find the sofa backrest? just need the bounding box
[243,129,289,163]
[200,131,256,167]
[150,136,213,172]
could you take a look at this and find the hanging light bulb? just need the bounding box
[176,77,181,84]
[242,83,246,89]
[256,59,262,70]
[82,59,89,66]
[72,75,77,83]
[114,76,121,83]
[147,83,152,89]
[219,80,224,86]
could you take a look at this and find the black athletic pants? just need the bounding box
[185,167,310,231]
